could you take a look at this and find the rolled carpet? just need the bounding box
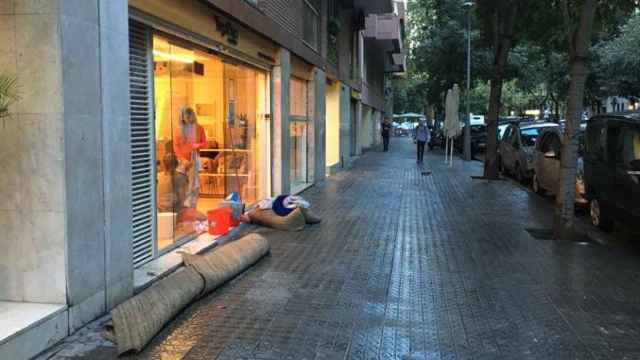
[104,234,270,354]
[105,266,205,354]
[301,208,322,224]
[248,208,306,231]
[182,233,270,295]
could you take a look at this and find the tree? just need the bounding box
[464,80,490,115]
[392,75,430,114]
[475,0,525,180]
[593,11,640,97]
[408,0,470,115]
[552,0,637,239]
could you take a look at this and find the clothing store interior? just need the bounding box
[152,34,270,252]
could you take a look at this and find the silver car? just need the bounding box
[532,129,587,204]
[499,122,560,182]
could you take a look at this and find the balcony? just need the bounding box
[350,0,393,15]
[364,13,402,53]
[363,7,405,74]
[389,52,406,74]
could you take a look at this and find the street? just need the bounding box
[45,137,640,360]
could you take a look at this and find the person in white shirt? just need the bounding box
[413,120,431,164]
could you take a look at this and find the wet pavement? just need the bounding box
[42,138,640,359]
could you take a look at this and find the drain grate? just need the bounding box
[525,228,554,240]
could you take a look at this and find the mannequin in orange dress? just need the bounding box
[173,107,207,210]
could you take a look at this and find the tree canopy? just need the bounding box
[400,0,638,119]
[592,11,640,97]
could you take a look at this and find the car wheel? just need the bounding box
[499,157,506,175]
[532,174,545,195]
[590,198,613,231]
[515,163,524,183]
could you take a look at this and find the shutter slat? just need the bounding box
[129,20,155,268]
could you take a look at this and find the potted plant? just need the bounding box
[328,17,342,37]
[327,17,342,40]
[0,72,20,119]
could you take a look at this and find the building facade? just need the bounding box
[0,1,404,358]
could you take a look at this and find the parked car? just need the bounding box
[429,125,445,150]
[470,114,485,125]
[454,124,487,154]
[584,112,640,230]
[499,122,560,182]
[498,123,510,140]
[532,129,587,205]
[558,118,588,133]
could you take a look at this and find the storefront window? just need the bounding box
[290,77,309,187]
[153,34,269,252]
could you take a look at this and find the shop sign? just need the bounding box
[215,15,239,45]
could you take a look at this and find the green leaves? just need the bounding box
[0,72,20,118]
[406,0,470,109]
[592,11,640,96]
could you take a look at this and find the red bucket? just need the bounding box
[207,208,232,235]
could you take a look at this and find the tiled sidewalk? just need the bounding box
[44,138,640,359]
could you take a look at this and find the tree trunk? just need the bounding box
[484,40,513,179]
[483,5,517,180]
[554,0,597,240]
[484,76,503,179]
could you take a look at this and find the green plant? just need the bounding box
[0,73,19,118]
[328,17,342,36]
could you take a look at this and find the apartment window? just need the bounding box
[303,0,320,50]
[245,0,258,5]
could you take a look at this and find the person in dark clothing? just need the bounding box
[413,120,430,164]
[381,117,392,151]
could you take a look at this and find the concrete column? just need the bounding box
[384,75,393,116]
[311,69,326,183]
[355,100,363,156]
[319,0,328,59]
[59,0,106,330]
[98,0,133,312]
[58,0,132,331]
[339,84,350,168]
[272,48,291,195]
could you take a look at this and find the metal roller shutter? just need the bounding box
[129,20,156,268]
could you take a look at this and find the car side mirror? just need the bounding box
[544,151,557,159]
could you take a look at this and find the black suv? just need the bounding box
[584,112,640,230]
[454,124,487,155]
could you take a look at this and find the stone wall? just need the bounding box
[0,0,133,331]
[0,0,67,304]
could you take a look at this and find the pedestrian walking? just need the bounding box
[413,120,430,164]
[381,117,392,152]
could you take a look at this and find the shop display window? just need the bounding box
[290,77,309,187]
[153,34,269,253]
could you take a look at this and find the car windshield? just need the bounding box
[520,128,540,147]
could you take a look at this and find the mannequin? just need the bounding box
[173,106,207,209]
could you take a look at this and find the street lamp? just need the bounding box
[463,1,474,161]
